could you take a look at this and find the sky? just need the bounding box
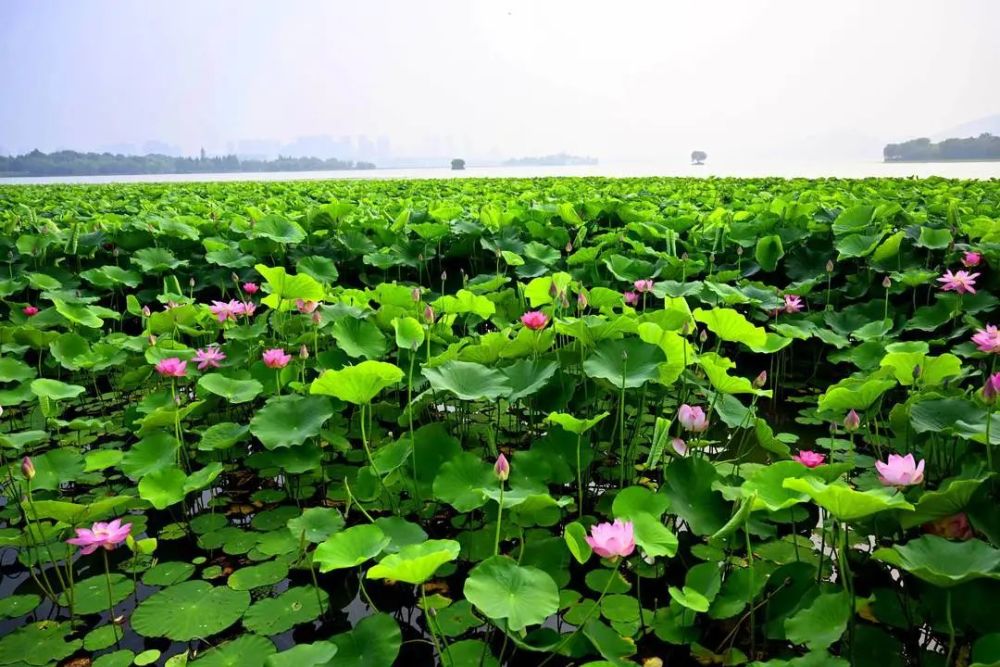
[1,0,998,163]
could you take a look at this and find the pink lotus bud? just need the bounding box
[633,279,654,294]
[148,334,157,346]
[424,305,435,324]
[21,456,35,481]
[623,291,639,306]
[296,299,319,314]
[983,372,1000,404]
[844,409,861,432]
[311,312,322,325]
[577,292,588,309]
[520,311,549,331]
[826,260,835,273]
[792,450,826,468]
[699,329,708,343]
[141,305,151,317]
[300,344,310,360]
[882,276,892,288]
[494,453,510,481]
[565,241,573,253]
[549,282,559,298]
[411,288,422,302]
[736,246,744,256]
[671,438,688,456]
[22,306,38,317]
[242,282,259,295]
[262,348,292,369]
[962,251,982,268]
[753,371,767,388]
[678,404,709,433]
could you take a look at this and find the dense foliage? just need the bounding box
[0,149,375,178]
[884,134,1000,162]
[0,176,998,666]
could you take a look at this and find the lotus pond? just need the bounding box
[0,176,999,667]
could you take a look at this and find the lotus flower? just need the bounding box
[494,453,510,481]
[296,299,319,314]
[783,294,804,314]
[983,372,1000,404]
[155,357,187,377]
[585,519,636,559]
[22,305,38,317]
[792,450,826,468]
[671,438,688,456]
[242,282,259,294]
[520,311,549,331]
[193,347,226,370]
[262,348,291,369]
[633,279,655,293]
[875,453,925,487]
[678,404,709,433]
[209,300,239,322]
[937,269,979,295]
[972,325,1000,354]
[66,518,132,555]
[962,251,982,268]
[623,291,639,306]
[21,456,35,481]
[234,301,256,318]
[843,409,860,432]
[923,513,973,540]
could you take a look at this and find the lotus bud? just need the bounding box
[494,453,510,481]
[565,241,573,253]
[142,305,151,318]
[912,365,921,380]
[699,329,708,344]
[231,272,240,283]
[643,658,664,667]
[311,312,322,325]
[682,321,691,336]
[983,372,1000,404]
[21,456,35,481]
[736,246,743,256]
[753,370,767,388]
[549,282,559,298]
[148,334,157,346]
[844,409,861,432]
[577,292,588,309]
[113,247,120,257]
[0,405,4,418]
[561,293,570,309]
[299,345,310,360]
[882,276,892,289]
[441,271,447,281]
[189,277,196,287]
[681,252,689,261]
[424,305,435,324]
[411,287,422,302]
[826,260,835,273]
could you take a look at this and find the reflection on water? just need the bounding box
[2,159,998,185]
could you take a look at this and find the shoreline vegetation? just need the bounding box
[501,153,598,167]
[0,149,377,178]
[884,133,1000,162]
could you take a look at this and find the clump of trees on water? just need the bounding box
[884,133,1000,162]
[0,149,376,177]
[690,150,707,165]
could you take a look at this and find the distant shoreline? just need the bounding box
[883,158,1000,164]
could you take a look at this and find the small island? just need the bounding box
[883,133,1000,162]
[0,149,375,178]
[450,158,466,170]
[690,150,707,165]
[502,153,597,167]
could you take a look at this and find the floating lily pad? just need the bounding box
[873,535,1000,588]
[191,634,275,667]
[313,524,389,572]
[463,555,560,631]
[132,580,251,640]
[250,395,334,449]
[243,586,328,635]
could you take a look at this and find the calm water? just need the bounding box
[2,158,998,185]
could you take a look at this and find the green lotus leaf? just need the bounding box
[422,360,512,401]
[782,477,914,521]
[287,507,345,543]
[265,642,338,667]
[190,634,275,667]
[693,308,767,348]
[243,587,328,635]
[564,521,592,564]
[873,535,1000,588]
[432,451,494,511]
[250,395,333,449]
[310,360,404,404]
[228,560,289,591]
[328,613,401,667]
[900,475,991,529]
[332,317,388,359]
[367,539,460,584]
[255,263,324,305]
[198,374,263,404]
[754,234,784,271]
[0,621,81,666]
[463,555,560,632]
[30,378,86,401]
[131,581,251,641]
[784,591,850,651]
[313,524,389,572]
[583,338,665,388]
[392,316,425,351]
[546,410,610,435]
[57,574,133,615]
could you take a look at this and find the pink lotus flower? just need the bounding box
[66,518,132,555]
[22,305,38,317]
[983,372,1000,404]
[262,348,292,369]
[494,453,510,481]
[843,409,860,432]
[623,291,639,306]
[678,404,709,433]
[193,347,226,370]
[875,453,925,487]
[209,300,239,323]
[923,513,973,540]
[962,251,982,268]
[155,357,187,377]
[296,299,319,314]
[520,311,549,331]
[633,279,654,293]
[937,269,979,295]
[232,301,256,318]
[585,519,636,560]
[671,438,688,457]
[242,282,259,295]
[783,294,804,314]
[792,450,826,468]
[972,325,1000,354]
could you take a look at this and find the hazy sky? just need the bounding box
[1,0,998,161]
